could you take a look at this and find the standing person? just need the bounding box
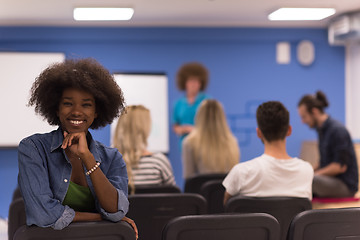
[113,105,176,194]
[173,62,210,142]
[18,58,137,237]
[223,101,313,204]
[182,99,240,179]
[298,91,358,198]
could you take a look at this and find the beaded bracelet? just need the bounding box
[85,162,101,176]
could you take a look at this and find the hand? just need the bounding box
[182,125,194,134]
[62,131,90,158]
[122,216,138,239]
[173,124,194,136]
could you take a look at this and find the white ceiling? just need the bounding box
[0,0,359,28]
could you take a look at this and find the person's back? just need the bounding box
[224,154,313,199]
[223,101,314,204]
[113,105,176,192]
[132,152,175,186]
[182,99,240,179]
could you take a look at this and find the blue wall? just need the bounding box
[0,27,345,218]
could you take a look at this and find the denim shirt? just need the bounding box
[18,127,129,230]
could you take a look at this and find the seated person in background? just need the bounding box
[223,101,314,205]
[18,58,136,236]
[182,99,240,179]
[298,91,358,197]
[113,105,176,193]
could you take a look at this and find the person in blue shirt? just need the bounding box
[18,58,137,236]
[298,91,359,198]
[173,62,209,142]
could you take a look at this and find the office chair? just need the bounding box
[8,197,26,240]
[225,196,312,240]
[184,173,227,194]
[13,220,136,240]
[134,184,181,194]
[287,207,360,240]
[127,193,207,240]
[199,179,225,213]
[162,213,280,240]
[11,186,22,201]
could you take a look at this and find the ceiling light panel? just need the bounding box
[74,8,134,21]
[268,8,336,21]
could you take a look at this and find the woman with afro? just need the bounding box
[173,62,210,143]
[18,58,137,236]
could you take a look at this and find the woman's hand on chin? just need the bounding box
[61,131,90,159]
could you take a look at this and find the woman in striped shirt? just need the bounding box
[113,105,176,193]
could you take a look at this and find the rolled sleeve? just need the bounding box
[53,206,75,230]
[99,188,129,222]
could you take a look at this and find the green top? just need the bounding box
[62,181,96,212]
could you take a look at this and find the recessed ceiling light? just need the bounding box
[268,8,336,21]
[73,8,134,21]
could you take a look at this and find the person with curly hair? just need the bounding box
[172,62,210,142]
[18,58,137,236]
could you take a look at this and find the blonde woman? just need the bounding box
[113,105,176,193]
[182,99,240,179]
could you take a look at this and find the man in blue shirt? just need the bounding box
[298,91,358,197]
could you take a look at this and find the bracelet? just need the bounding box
[85,162,101,176]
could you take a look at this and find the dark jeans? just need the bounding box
[313,175,355,198]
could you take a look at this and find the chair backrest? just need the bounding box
[12,186,22,201]
[127,193,207,240]
[13,220,136,240]
[199,179,225,214]
[225,196,312,240]
[8,197,26,240]
[162,213,280,240]
[134,184,181,194]
[287,207,360,240]
[184,173,227,193]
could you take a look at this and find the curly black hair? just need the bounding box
[28,58,125,129]
[176,62,209,91]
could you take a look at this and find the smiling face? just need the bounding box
[57,88,97,133]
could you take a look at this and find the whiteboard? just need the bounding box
[0,52,65,147]
[111,73,169,153]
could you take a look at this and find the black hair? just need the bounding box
[256,101,289,142]
[28,58,125,129]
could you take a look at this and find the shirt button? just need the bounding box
[64,179,68,183]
